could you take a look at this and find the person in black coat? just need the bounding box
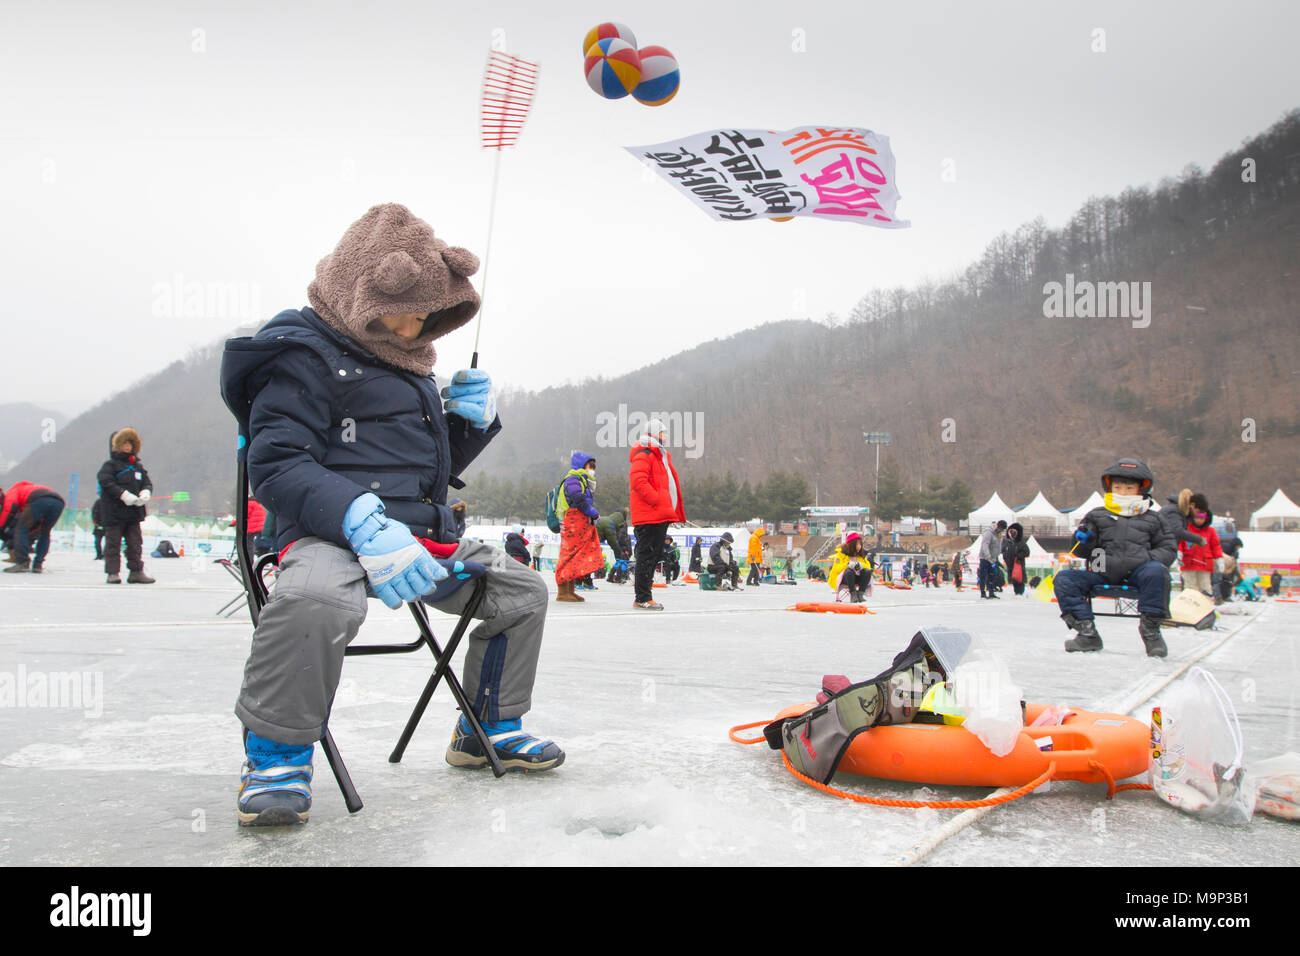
[504,528,530,565]
[96,427,155,584]
[1000,522,1030,596]
[707,532,741,590]
[91,497,106,560]
[661,535,681,583]
[1217,537,1242,603]
[688,538,702,574]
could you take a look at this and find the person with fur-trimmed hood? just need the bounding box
[1053,458,1177,657]
[1000,522,1030,596]
[220,203,564,826]
[96,428,155,584]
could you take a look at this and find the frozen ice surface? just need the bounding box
[1,555,1295,866]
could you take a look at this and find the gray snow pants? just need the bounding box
[235,537,549,746]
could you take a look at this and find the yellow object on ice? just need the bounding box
[920,682,965,726]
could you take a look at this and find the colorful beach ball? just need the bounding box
[631,45,680,106]
[584,37,642,99]
[582,21,637,54]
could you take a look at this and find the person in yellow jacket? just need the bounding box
[829,532,872,603]
[746,527,765,587]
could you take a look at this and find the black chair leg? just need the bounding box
[321,727,364,814]
[389,580,507,778]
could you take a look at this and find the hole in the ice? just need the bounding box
[564,816,645,839]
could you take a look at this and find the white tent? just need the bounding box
[1023,534,1055,568]
[1065,491,1105,525]
[140,514,168,533]
[968,493,1015,533]
[1250,489,1300,531]
[1024,534,1052,559]
[1014,491,1067,535]
[1235,531,1300,570]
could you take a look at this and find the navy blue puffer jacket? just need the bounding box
[220,308,500,552]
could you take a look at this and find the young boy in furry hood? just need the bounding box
[96,428,155,584]
[220,203,563,827]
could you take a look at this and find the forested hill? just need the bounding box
[472,109,1300,521]
[5,110,1297,522]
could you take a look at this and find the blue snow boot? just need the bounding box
[237,729,314,827]
[445,716,565,773]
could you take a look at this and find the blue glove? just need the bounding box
[441,369,496,430]
[1074,527,1095,545]
[343,493,447,609]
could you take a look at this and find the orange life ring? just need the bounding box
[772,702,1148,787]
[787,602,871,615]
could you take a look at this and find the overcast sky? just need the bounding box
[2,0,1297,414]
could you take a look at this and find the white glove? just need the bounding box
[138,489,151,503]
[120,491,140,506]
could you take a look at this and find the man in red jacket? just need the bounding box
[628,418,686,610]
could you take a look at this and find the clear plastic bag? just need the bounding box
[1148,667,1257,825]
[1252,752,1300,821]
[921,626,1023,757]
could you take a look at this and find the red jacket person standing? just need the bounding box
[628,418,686,609]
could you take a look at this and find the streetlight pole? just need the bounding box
[863,431,892,514]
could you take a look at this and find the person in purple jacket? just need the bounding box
[553,452,603,602]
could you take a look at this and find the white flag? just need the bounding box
[627,125,909,227]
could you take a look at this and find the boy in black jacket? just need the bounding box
[1054,459,1176,657]
[219,204,563,827]
[96,428,155,584]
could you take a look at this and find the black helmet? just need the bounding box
[721,532,734,543]
[1101,458,1154,493]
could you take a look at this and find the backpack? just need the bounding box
[544,481,565,533]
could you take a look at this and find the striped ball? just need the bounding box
[632,45,680,106]
[584,37,641,100]
[582,22,637,54]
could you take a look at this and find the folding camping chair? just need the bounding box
[215,556,253,617]
[232,447,505,814]
[1089,583,1142,618]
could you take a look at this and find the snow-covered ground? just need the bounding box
[1,553,1295,866]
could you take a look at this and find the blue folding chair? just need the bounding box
[232,439,505,814]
